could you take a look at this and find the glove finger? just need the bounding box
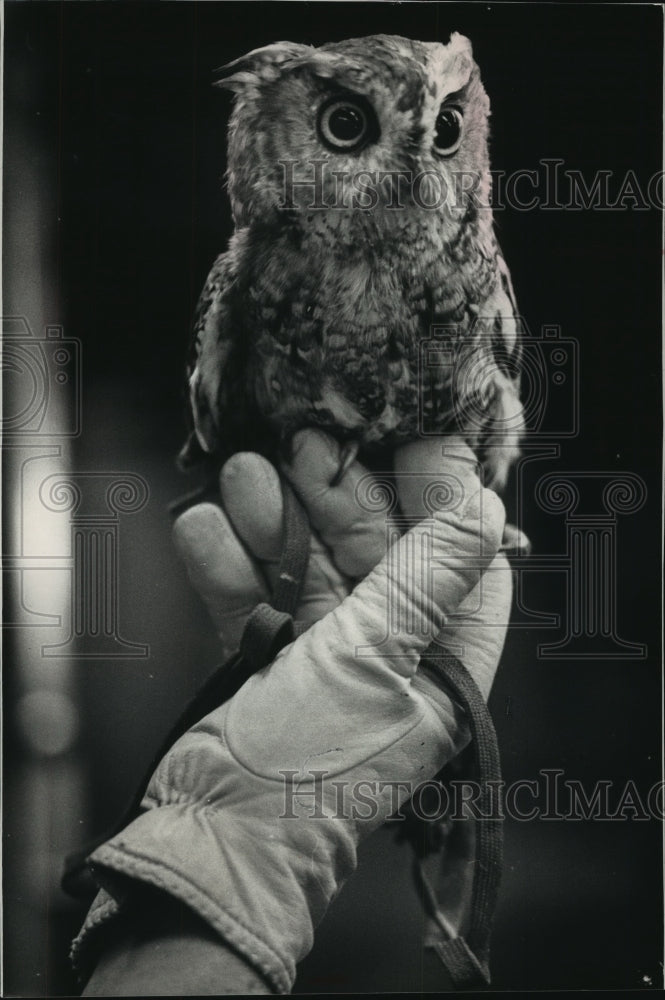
[394,436,510,697]
[219,452,350,625]
[218,452,283,564]
[172,502,269,654]
[393,435,484,522]
[413,550,513,726]
[439,550,513,700]
[330,484,506,678]
[281,429,389,579]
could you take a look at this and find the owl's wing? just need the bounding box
[488,248,522,394]
[468,247,524,490]
[179,251,241,468]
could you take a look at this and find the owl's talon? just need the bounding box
[330,441,360,487]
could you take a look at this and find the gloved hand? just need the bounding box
[73,431,512,995]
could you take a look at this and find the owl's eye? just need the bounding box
[433,106,463,156]
[318,97,377,152]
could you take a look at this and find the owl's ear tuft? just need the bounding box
[447,32,473,58]
[429,31,480,100]
[213,41,313,91]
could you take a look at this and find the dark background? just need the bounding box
[3,2,663,995]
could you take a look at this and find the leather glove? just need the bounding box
[72,432,512,994]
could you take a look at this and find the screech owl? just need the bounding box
[181,32,524,490]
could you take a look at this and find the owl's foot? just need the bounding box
[330,440,360,487]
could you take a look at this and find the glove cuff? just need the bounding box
[71,778,362,997]
[71,806,303,995]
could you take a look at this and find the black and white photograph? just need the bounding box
[2,1,663,995]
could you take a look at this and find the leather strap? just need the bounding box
[240,604,296,669]
[417,647,504,987]
[270,482,311,615]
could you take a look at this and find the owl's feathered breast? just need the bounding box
[230,206,500,447]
